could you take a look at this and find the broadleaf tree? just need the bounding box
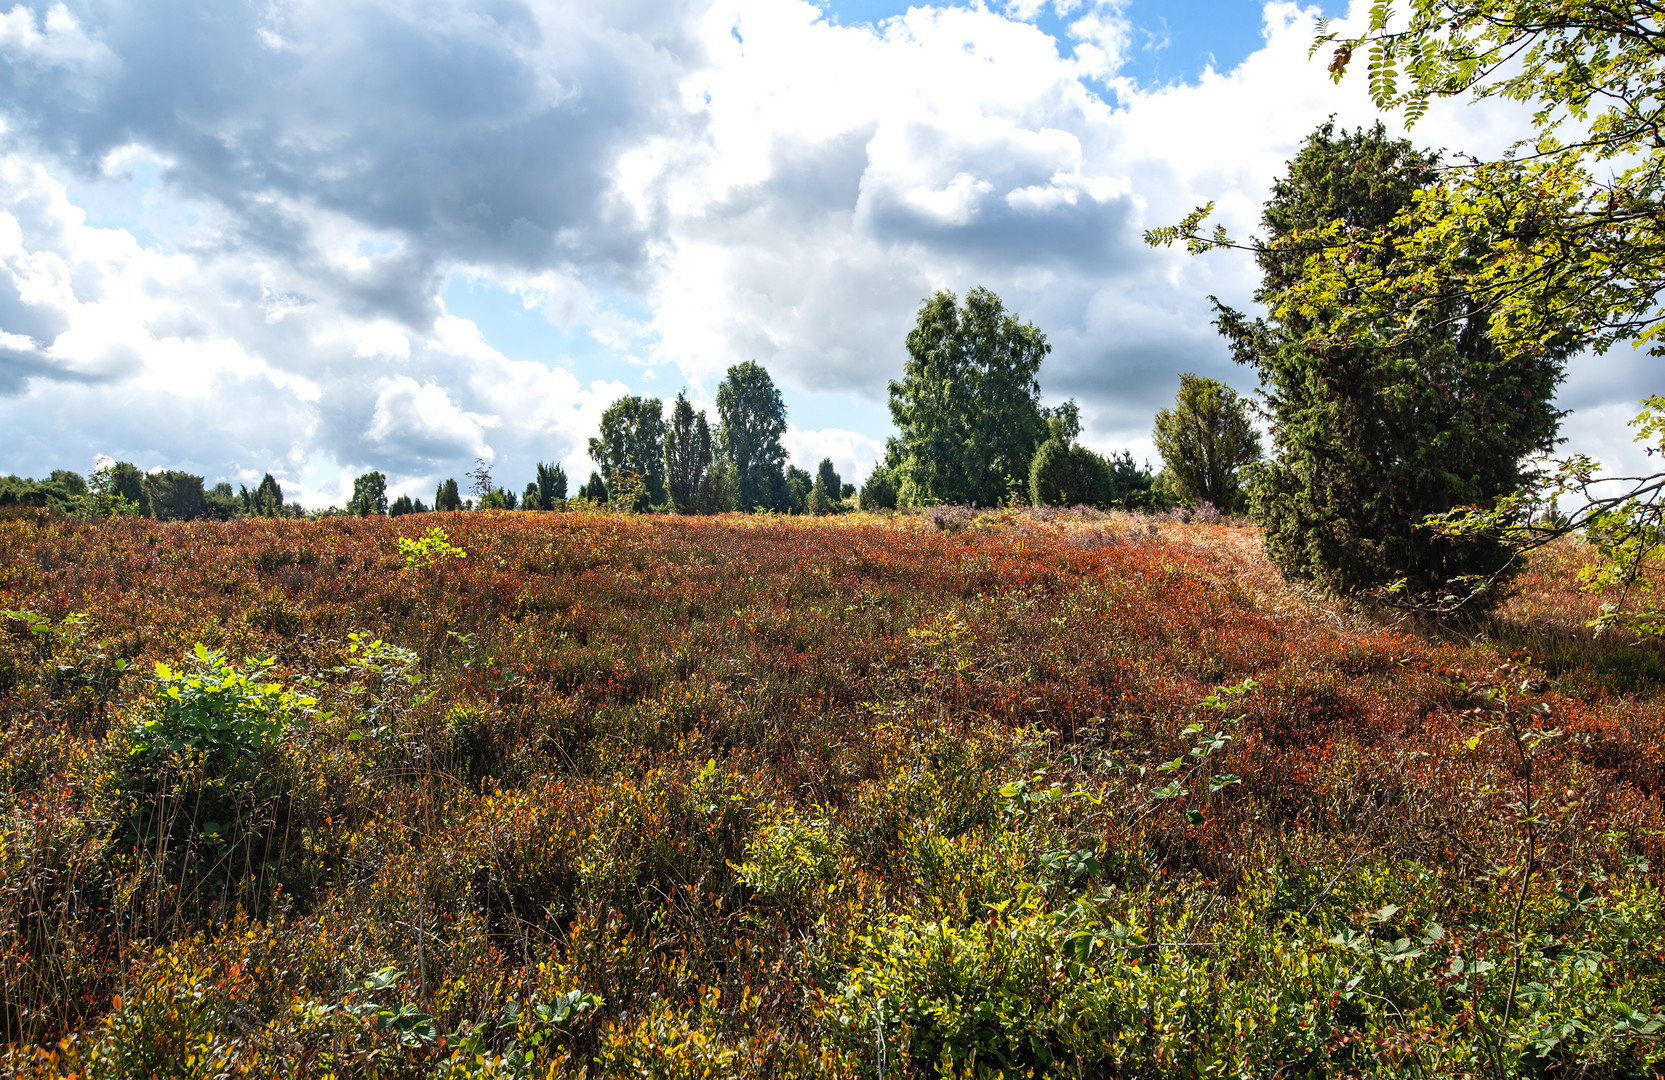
[715,362,789,512]
[146,470,208,522]
[1152,374,1263,514]
[589,396,667,507]
[1029,439,1111,509]
[348,471,388,517]
[110,462,150,517]
[888,288,1053,507]
[860,465,899,510]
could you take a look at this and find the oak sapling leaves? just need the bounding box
[399,527,466,570]
[132,643,315,771]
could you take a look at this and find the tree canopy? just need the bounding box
[1304,0,1665,358]
[888,288,1053,507]
[589,396,667,507]
[664,392,714,515]
[715,362,790,512]
[1152,3,1663,364]
[1152,376,1262,514]
[1215,121,1571,605]
[348,471,388,517]
[1147,2,1665,619]
[534,463,567,509]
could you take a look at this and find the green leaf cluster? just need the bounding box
[1218,121,1572,606]
[1151,373,1262,514]
[129,644,315,772]
[887,288,1054,508]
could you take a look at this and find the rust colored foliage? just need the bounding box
[1,508,1664,1077]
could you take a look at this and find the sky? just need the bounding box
[0,0,1654,507]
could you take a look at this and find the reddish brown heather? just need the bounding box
[0,508,1662,1075]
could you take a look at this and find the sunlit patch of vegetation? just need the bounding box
[2,510,1664,1077]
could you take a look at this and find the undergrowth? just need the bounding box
[1,510,1663,1077]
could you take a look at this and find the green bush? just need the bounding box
[103,645,319,921]
[1029,439,1111,508]
[127,645,313,773]
[860,464,899,510]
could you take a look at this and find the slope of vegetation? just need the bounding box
[2,508,1664,1078]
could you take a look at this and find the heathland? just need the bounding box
[3,508,1665,1078]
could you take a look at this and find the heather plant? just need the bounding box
[2,511,1665,1076]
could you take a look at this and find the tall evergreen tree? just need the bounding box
[715,362,790,512]
[577,471,609,503]
[808,458,843,515]
[888,288,1052,507]
[434,478,463,512]
[589,396,666,506]
[534,462,567,509]
[1215,121,1572,604]
[247,473,283,517]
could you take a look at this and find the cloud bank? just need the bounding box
[0,0,1649,505]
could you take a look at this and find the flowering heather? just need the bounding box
[1,508,1663,1077]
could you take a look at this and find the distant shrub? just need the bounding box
[860,464,900,510]
[1029,438,1112,508]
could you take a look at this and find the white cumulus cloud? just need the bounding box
[0,0,1650,496]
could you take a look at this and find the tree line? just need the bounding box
[0,463,299,520]
[564,296,1250,519]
